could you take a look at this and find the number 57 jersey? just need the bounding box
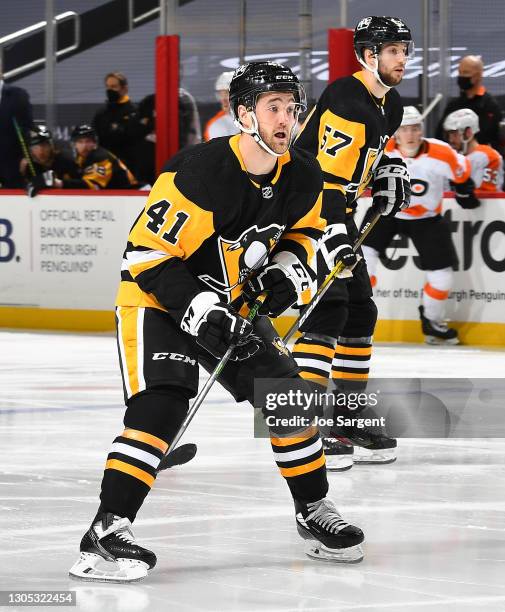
[295,71,403,220]
[115,134,325,320]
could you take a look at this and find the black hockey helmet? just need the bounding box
[229,61,306,122]
[27,124,53,147]
[71,124,97,142]
[354,16,413,62]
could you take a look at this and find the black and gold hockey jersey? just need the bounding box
[22,150,80,183]
[69,146,138,190]
[295,71,403,223]
[116,134,325,320]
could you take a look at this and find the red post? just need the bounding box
[155,35,179,175]
[328,28,360,83]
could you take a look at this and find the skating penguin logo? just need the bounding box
[199,223,285,301]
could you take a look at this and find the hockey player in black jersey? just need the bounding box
[69,62,364,583]
[294,16,413,469]
[22,125,80,197]
[69,124,138,190]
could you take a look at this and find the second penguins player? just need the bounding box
[294,16,412,469]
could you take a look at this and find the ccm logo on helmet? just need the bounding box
[152,352,197,366]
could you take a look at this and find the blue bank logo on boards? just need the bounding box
[0,219,17,263]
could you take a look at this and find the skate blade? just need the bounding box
[425,335,460,346]
[304,540,364,563]
[69,552,149,583]
[353,447,397,465]
[325,455,354,472]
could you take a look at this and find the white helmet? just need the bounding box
[401,106,423,127]
[443,108,480,136]
[215,71,234,92]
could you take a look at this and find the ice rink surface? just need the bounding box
[1,330,505,612]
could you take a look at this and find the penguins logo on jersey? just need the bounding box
[199,223,285,301]
[272,336,290,357]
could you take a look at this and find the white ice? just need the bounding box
[1,330,504,611]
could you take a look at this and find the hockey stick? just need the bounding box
[282,209,382,345]
[420,93,443,122]
[157,292,267,471]
[13,118,36,178]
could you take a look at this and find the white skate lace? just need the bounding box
[305,498,349,534]
[99,516,137,545]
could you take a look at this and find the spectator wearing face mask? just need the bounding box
[92,72,147,175]
[436,55,502,153]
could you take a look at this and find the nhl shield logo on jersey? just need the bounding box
[261,185,273,199]
[199,223,285,301]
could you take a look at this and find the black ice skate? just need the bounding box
[322,435,354,471]
[343,426,397,465]
[419,305,460,345]
[69,512,156,583]
[295,497,364,562]
[331,407,397,464]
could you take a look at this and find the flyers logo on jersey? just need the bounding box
[199,223,285,301]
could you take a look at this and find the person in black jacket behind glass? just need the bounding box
[92,72,147,175]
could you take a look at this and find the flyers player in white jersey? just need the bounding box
[203,71,239,141]
[361,106,477,344]
[443,108,504,192]
[294,16,412,469]
[68,62,365,584]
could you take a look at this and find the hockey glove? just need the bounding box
[371,157,411,217]
[244,252,312,317]
[318,223,357,277]
[26,170,55,198]
[450,178,481,209]
[180,291,264,361]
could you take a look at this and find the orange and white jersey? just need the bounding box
[203,110,239,141]
[385,137,470,220]
[467,144,504,191]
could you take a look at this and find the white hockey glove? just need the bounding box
[371,157,411,217]
[26,170,55,198]
[180,291,264,361]
[244,252,312,317]
[318,223,356,278]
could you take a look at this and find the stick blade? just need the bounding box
[157,443,197,472]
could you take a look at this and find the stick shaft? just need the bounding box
[13,118,36,177]
[166,294,266,454]
[282,211,382,344]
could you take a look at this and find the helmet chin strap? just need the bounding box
[460,131,471,155]
[234,111,290,158]
[357,53,392,91]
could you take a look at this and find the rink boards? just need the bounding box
[0,189,504,345]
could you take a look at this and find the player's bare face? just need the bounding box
[30,142,53,165]
[396,124,423,156]
[255,92,298,155]
[378,43,408,86]
[217,90,230,112]
[446,130,463,152]
[74,137,97,157]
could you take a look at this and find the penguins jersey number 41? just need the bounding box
[295,71,403,221]
[115,134,325,318]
